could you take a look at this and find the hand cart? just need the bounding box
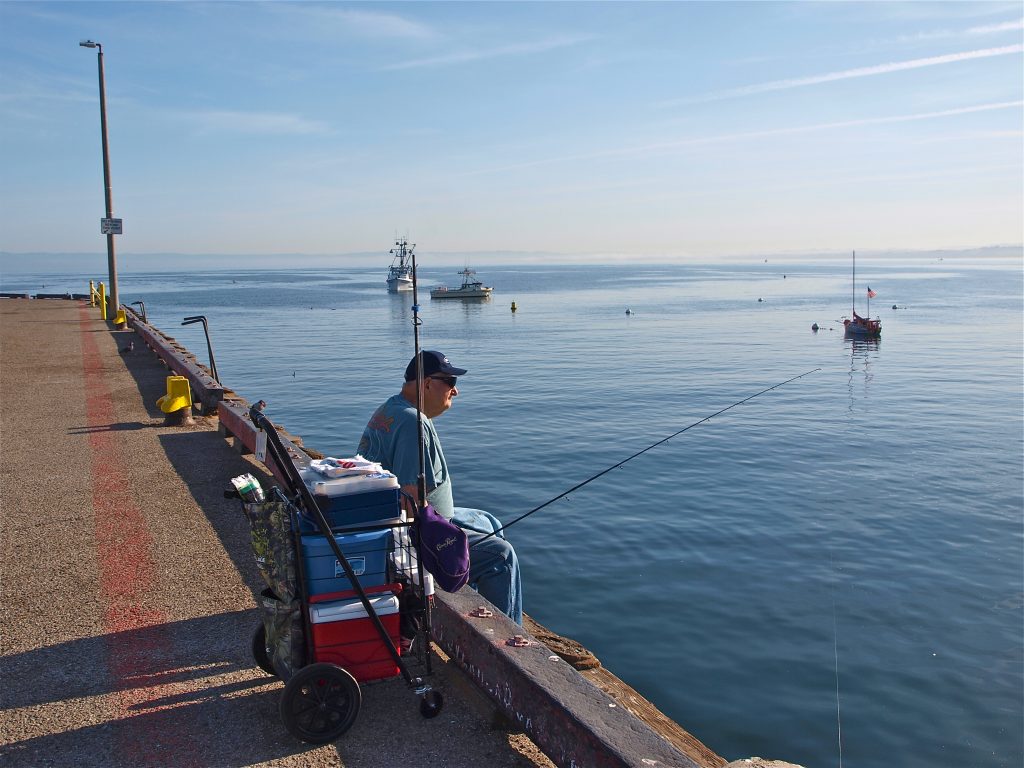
[229,403,443,744]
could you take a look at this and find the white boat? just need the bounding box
[430,268,493,300]
[386,238,415,292]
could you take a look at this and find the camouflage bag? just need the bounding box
[259,588,305,680]
[243,496,298,603]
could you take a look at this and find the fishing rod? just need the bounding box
[407,248,438,675]
[410,252,428,512]
[470,367,821,547]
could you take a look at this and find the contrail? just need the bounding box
[673,44,1024,104]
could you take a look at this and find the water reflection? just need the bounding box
[846,337,879,410]
[425,296,494,322]
[458,297,492,318]
[387,289,414,326]
[847,337,880,358]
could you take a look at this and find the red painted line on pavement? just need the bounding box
[78,305,198,766]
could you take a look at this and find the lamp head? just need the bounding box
[79,40,99,49]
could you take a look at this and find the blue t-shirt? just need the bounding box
[357,393,455,519]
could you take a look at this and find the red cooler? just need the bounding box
[309,591,401,682]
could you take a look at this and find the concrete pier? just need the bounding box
[0,299,551,767]
[1,297,802,768]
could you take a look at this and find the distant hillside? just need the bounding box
[1,244,1020,274]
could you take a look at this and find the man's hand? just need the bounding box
[400,483,420,517]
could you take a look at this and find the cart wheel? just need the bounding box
[419,690,444,719]
[280,663,361,744]
[251,624,276,677]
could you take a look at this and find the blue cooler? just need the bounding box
[299,487,402,531]
[299,469,402,531]
[300,529,392,596]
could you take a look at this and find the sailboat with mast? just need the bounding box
[843,250,881,338]
[385,237,415,293]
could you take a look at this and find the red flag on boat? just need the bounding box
[866,286,877,298]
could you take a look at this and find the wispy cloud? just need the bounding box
[769,162,1024,194]
[381,35,594,71]
[465,101,1024,176]
[303,6,435,39]
[669,44,1024,105]
[893,17,1024,42]
[177,109,330,136]
[265,4,436,40]
[679,101,1023,152]
[741,100,1024,138]
[966,18,1024,35]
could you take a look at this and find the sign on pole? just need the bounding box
[100,217,123,235]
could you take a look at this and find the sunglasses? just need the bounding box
[428,375,458,388]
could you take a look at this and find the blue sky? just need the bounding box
[0,1,1021,266]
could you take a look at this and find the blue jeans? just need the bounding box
[452,507,523,625]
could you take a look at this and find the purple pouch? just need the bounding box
[414,504,470,592]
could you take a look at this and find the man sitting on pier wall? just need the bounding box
[358,350,523,625]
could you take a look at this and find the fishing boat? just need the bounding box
[843,250,881,338]
[430,268,493,300]
[386,238,415,293]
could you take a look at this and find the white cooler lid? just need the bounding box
[310,593,399,624]
[299,468,399,496]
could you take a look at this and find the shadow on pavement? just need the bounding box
[0,611,326,768]
[107,324,276,599]
[0,610,260,711]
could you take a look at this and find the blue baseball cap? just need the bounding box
[405,350,468,381]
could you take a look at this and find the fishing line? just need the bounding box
[830,547,844,768]
[470,367,821,547]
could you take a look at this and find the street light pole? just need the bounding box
[80,40,119,317]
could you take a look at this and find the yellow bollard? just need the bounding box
[114,308,127,328]
[89,280,96,307]
[157,376,194,425]
[99,282,107,320]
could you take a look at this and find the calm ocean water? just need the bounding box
[5,258,1022,767]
